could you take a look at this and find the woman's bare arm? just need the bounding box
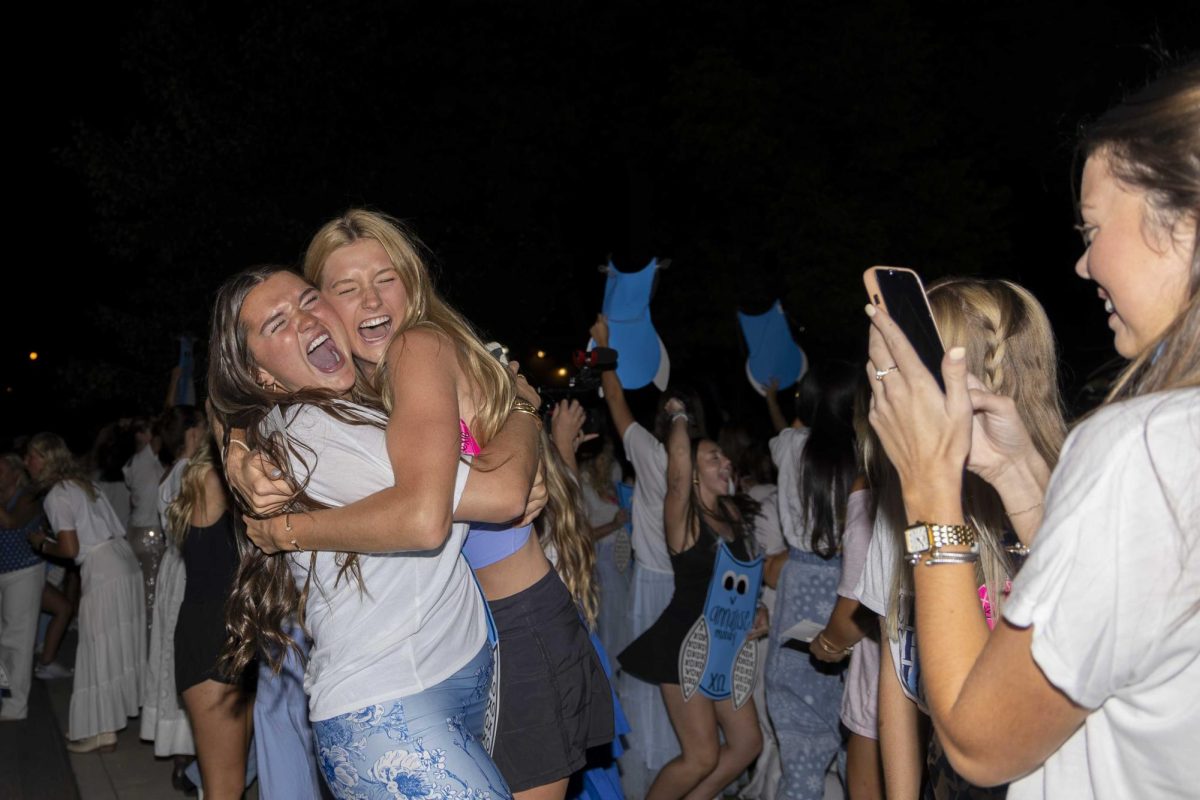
[241,330,539,553]
[662,400,693,555]
[877,632,924,800]
[812,596,870,662]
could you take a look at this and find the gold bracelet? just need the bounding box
[510,398,542,425]
[227,438,252,453]
[285,513,303,552]
[816,633,851,655]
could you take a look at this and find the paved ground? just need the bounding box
[3,628,260,800]
[4,632,844,799]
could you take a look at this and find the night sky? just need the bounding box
[7,1,1198,448]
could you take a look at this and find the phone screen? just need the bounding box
[872,269,945,389]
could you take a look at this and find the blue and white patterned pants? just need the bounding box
[765,549,846,799]
[313,645,511,800]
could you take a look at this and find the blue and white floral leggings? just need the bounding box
[313,645,512,800]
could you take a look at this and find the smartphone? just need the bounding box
[863,267,945,389]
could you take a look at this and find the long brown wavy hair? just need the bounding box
[207,265,386,675]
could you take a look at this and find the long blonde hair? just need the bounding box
[537,438,599,627]
[874,278,1067,640]
[303,209,515,445]
[166,435,219,547]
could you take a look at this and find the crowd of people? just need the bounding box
[0,58,1195,800]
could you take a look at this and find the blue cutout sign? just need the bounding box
[737,301,807,396]
[593,259,670,390]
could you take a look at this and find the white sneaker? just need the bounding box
[35,662,74,680]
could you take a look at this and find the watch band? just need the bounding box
[928,523,977,549]
[905,521,978,565]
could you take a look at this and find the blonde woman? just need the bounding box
[856,278,1066,798]
[229,211,613,800]
[863,59,1198,799]
[25,433,144,753]
[167,422,253,800]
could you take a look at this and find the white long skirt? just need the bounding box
[70,537,146,740]
[617,562,681,799]
[139,545,194,755]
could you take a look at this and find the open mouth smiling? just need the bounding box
[358,315,392,344]
[306,331,345,373]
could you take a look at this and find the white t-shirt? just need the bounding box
[768,426,815,552]
[855,513,926,711]
[747,483,786,557]
[580,461,622,532]
[1003,389,1200,800]
[265,403,487,721]
[43,482,127,565]
[623,422,671,573]
[124,445,164,528]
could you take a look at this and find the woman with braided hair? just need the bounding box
[855,278,1067,799]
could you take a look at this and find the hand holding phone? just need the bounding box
[862,267,945,390]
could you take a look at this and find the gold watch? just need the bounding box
[904,521,977,565]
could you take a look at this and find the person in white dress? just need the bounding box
[25,433,145,754]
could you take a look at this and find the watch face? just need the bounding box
[904,524,930,554]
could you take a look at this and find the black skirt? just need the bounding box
[490,568,615,792]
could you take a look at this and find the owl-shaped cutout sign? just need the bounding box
[737,301,807,396]
[589,259,670,391]
[679,542,764,708]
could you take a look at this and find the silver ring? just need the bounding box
[874,365,899,381]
